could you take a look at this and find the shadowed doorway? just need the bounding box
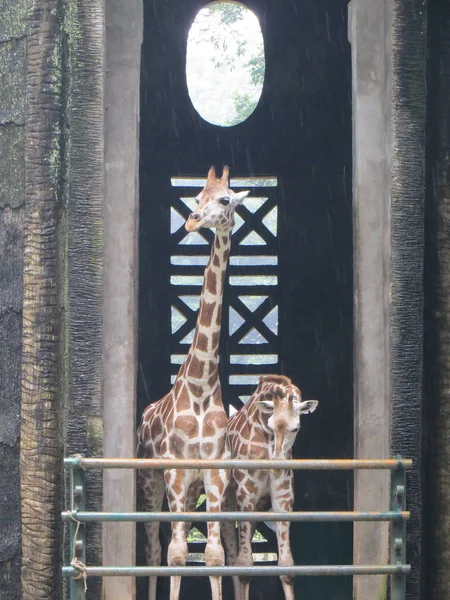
[138,1,352,598]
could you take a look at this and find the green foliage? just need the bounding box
[189,2,264,126]
[252,529,267,542]
[205,3,264,84]
[196,493,206,508]
[187,527,207,542]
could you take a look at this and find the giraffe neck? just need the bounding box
[183,229,231,385]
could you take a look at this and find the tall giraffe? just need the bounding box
[137,166,249,600]
[222,375,318,600]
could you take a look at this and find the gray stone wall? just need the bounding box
[0,1,28,598]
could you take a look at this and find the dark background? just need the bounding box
[138,1,353,598]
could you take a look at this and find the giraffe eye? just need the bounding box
[219,197,230,206]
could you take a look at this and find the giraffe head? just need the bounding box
[185,166,249,232]
[254,375,318,459]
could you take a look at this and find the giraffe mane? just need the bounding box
[259,374,293,387]
[258,374,295,399]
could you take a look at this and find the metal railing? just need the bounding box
[62,456,411,600]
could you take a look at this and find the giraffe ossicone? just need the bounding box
[222,374,318,600]
[137,166,249,600]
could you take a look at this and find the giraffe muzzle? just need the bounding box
[185,212,204,232]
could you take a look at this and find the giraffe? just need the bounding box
[221,375,318,600]
[137,166,249,600]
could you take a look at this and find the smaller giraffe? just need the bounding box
[222,375,318,600]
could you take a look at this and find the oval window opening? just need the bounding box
[186,2,265,127]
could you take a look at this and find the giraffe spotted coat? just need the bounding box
[222,374,318,600]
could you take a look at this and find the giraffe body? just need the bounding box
[222,375,318,600]
[137,166,249,600]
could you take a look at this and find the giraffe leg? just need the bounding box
[220,482,240,600]
[270,470,295,600]
[137,469,165,600]
[165,469,193,600]
[235,477,259,600]
[203,467,230,600]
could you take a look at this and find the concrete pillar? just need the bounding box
[103,1,142,598]
[349,1,392,598]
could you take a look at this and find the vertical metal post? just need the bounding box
[69,465,87,600]
[390,459,407,600]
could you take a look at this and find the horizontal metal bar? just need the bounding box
[62,510,410,523]
[62,565,411,577]
[64,457,412,470]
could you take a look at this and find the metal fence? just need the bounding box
[62,456,411,600]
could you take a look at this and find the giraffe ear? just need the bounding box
[299,400,318,414]
[220,165,230,184]
[207,166,217,182]
[255,400,275,414]
[232,190,250,205]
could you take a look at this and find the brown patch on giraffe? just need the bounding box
[221,236,228,245]
[161,401,171,419]
[215,235,221,249]
[277,492,292,502]
[211,331,220,349]
[171,475,183,496]
[250,444,269,459]
[190,382,203,398]
[152,416,163,439]
[177,384,191,411]
[208,468,225,486]
[196,332,208,352]
[206,270,217,295]
[203,410,227,437]
[169,433,185,455]
[160,440,168,454]
[201,442,214,455]
[250,428,266,444]
[237,489,247,504]
[174,378,183,394]
[201,300,215,326]
[175,415,199,437]
[213,254,220,267]
[208,368,219,387]
[234,470,245,482]
[215,305,223,326]
[187,443,200,458]
[223,248,230,263]
[207,490,219,504]
[189,354,205,379]
[239,420,251,441]
[276,480,290,492]
[245,479,258,495]
[165,408,174,431]
[204,359,215,377]
[280,531,288,542]
[193,403,200,416]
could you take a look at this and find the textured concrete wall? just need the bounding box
[0,1,28,598]
[103,1,142,598]
[351,2,426,600]
[349,1,392,597]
